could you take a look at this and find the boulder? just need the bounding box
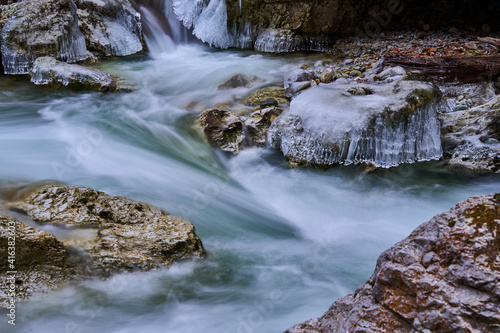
[0,184,205,306]
[440,96,500,173]
[0,215,90,306]
[286,193,500,332]
[29,57,122,92]
[218,73,259,90]
[198,108,245,154]
[269,78,443,168]
[76,0,143,57]
[0,0,88,74]
[0,0,143,75]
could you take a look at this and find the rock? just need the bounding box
[319,68,334,84]
[0,215,90,306]
[0,184,205,306]
[245,107,284,147]
[218,73,259,90]
[378,66,407,80]
[286,193,500,333]
[1,0,88,74]
[0,0,143,75]
[29,57,123,92]
[260,97,279,109]
[440,96,500,173]
[198,108,245,154]
[253,28,330,53]
[348,70,361,77]
[242,87,289,107]
[76,0,143,57]
[269,78,443,168]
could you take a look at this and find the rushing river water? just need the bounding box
[1,39,500,332]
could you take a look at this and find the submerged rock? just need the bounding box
[286,193,500,333]
[1,0,88,74]
[440,96,500,173]
[29,57,122,92]
[269,78,443,168]
[218,73,259,90]
[0,184,205,306]
[198,108,245,154]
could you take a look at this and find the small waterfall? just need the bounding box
[135,0,193,55]
[139,6,177,54]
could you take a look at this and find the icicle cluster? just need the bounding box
[269,80,443,167]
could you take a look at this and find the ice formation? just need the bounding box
[269,79,443,167]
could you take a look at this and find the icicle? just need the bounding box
[269,80,443,167]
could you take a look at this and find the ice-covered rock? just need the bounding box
[76,0,143,57]
[1,0,88,74]
[440,96,500,173]
[269,78,443,168]
[29,57,122,92]
[286,193,500,332]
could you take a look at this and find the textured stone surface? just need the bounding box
[1,0,87,74]
[76,0,143,57]
[0,215,89,307]
[0,184,205,306]
[440,96,500,173]
[0,0,143,75]
[29,56,122,92]
[198,108,245,154]
[286,193,500,333]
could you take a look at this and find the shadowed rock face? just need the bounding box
[226,0,499,37]
[0,184,205,306]
[286,193,500,333]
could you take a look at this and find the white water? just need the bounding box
[1,23,500,333]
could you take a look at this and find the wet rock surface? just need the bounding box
[0,184,205,306]
[440,95,500,173]
[270,76,443,168]
[198,108,245,154]
[1,0,87,74]
[76,0,143,57]
[29,56,122,92]
[286,193,500,333]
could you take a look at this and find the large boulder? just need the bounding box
[286,193,500,332]
[268,77,443,168]
[0,184,205,306]
[0,0,143,75]
[0,0,88,74]
[76,0,143,57]
[29,56,123,92]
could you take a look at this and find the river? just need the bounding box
[1,21,500,333]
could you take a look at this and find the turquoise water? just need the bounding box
[1,45,499,333]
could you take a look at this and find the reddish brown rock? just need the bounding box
[286,193,500,333]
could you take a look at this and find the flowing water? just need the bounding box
[1,10,500,333]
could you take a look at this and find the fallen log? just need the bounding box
[381,53,500,83]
